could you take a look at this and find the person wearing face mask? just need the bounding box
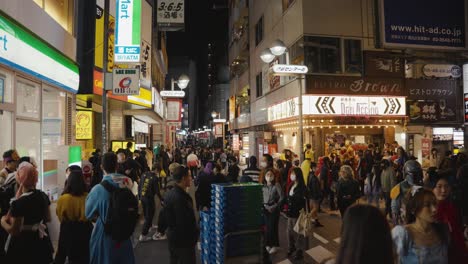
[286,167,307,260]
[262,169,284,255]
[433,177,468,263]
[258,154,280,185]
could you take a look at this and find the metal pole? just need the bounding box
[285,50,304,162]
[102,0,110,152]
[298,76,304,162]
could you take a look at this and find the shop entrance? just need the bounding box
[321,127,385,157]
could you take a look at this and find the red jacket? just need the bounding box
[435,199,468,264]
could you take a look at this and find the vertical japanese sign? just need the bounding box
[421,138,431,168]
[95,3,115,72]
[115,0,142,62]
[139,40,151,88]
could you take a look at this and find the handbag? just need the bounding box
[293,198,313,236]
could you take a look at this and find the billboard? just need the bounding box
[157,0,185,31]
[115,0,142,62]
[380,0,466,49]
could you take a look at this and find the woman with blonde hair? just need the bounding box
[336,165,360,217]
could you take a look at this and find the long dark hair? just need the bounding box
[336,205,394,264]
[63,170,86,196]
[291,167,306,190]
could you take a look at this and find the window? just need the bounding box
[33,0,75,34]
[16,79,41,119]
[344,39,362,73]
[256,73,263,97]
[304,36,341,74]
[255,16,264,46]
[303,36,362,74]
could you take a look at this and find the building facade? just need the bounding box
[0,0,79,194]
[228,0,465,165]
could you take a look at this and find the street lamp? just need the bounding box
[260,39,306,162]
[211,111,218,119]
[171,74,190,90]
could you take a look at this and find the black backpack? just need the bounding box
[100,180,138,242]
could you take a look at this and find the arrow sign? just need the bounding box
[272,64,308,75]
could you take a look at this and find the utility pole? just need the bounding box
[102,0,110,152]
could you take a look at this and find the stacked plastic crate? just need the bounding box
[200,211,211,264]
[209,183,263,263]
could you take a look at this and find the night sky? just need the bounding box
[166,0,228,127]
[167,0,228,58]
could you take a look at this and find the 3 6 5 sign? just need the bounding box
[115,0,142,63]
[112,68,140,95]
[157,0,184,24]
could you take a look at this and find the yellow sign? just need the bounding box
[95,13,115,72]
[128,88,152,108]
[76,111,93,139]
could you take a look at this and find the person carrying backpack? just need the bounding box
[85,152,137,264]
[137,169,163,242]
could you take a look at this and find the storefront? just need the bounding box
[269,91,407,157]
[0,13,79,195]
[405,78,464,168]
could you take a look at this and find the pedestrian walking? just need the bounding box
[85,152,136,264]
[186,150,200,179]
[55,170,93,264]
[285,167,307,260]
[138,169,163,242]
[262,169,284,254]
[336,165,360,217]
[163,166,199,264]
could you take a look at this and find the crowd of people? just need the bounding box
[0,140,467,263]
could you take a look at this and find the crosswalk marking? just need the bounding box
[306,245,334,263]
[276,259,293,264]
[333,237,340,243]
[313,232,329,244]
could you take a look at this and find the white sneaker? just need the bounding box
[269,247,279,254]
[138,234,152,242]
[152,232,167,240]
[265,246,271,252]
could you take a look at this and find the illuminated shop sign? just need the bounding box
[268,95,406,121]
[115,0,142,62]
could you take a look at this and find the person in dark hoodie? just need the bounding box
[137,167,163,242]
